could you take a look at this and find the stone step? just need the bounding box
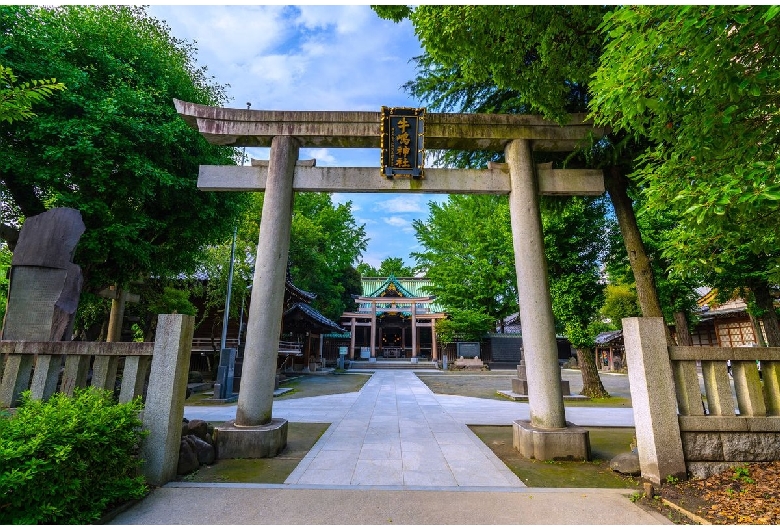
[349,360,438,370]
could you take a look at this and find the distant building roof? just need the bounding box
[358,274,443,312]
[595,330,623,345]
[282,302,345,334]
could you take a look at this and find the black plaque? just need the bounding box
[457,342,481,359]
[380,106,425,179]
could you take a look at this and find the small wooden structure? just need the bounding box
[594,330,625,371]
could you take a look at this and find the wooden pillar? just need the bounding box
[411,304,418,359]
[350,317,356,360]
[106,288,129,342]
[370,301,377,359]
[432,318,438,362]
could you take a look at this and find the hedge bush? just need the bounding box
[0,388,149,524]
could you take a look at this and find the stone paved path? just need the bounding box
[284,371,524,488]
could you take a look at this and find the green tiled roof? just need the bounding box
[362,274,434,298]
[358,275,443,313]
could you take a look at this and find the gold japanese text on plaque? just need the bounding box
[380,106,425,179]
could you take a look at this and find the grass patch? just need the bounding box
[562,396,631,408]
[275,373,370,400]
[185,373,371,405]
[470,425,640,488]
[183,422,329,484]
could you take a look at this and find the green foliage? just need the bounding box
[149,286,196,316]
[192,192,366,324]
[600,284,640,329]
[0,389,148,524]
[435,308,496,343]
[371,5,412,23]
[357,257,415,278]
[288,193,367,319]
[543,196,610,349]
[733,465,755,484]
[413,195,517,334]
[591,5,780,280]
[395,5,611,121]
[0,5,249,290]
[666,474,680,485]
[0,64,65,123]
[0,242,10,319]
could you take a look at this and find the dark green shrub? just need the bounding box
[0,388,149,524]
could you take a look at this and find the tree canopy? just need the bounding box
[590,6,780,283]
[0,5,249,290]
[190,192,367,335]
[357,257,416,278]
[413,195,517,338]
[0,64,64,124]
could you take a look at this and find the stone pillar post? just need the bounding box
[235,135,299,427]
[141,313,194,486]
[622,317,687,485]
[505,139,566,429]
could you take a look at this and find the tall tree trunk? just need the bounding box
[748,313,767,347]
[751,281,780,347]
[673,311,693,346]
[605,166,674,345]
[576,347,609,398]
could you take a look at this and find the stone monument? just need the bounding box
[1,208,85,342]
[0,208,85,405]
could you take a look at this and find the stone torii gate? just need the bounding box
[175,99,606,460]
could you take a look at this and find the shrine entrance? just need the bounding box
[175,98,606,460]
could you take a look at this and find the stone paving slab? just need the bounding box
[182,370,636,490]
[281,371,526,488]
[109,486,672,525]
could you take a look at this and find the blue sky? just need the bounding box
[147,5,446,268]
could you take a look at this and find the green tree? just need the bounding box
[413,195,517,337]
[356,262,380,277]
[0,5,248,292]
[0,64,64,124]
[375,5,671,341]
[544,196,610,398]
[288,193,368,319]
[0,242,10,319]
[357,257,415,278]
[190,192,367,336]
[590,5,780,340]
[600,284,640,330]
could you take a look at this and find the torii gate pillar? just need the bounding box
[506,139,590,460]
[212,136,297,458]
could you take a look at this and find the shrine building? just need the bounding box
[339,275,446,363]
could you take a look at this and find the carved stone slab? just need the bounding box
[11,207,85,269]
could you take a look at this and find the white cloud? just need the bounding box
[374,196,427,214]
[145,5,427,269]
[302,148,337,165]
[382,216,415,234]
